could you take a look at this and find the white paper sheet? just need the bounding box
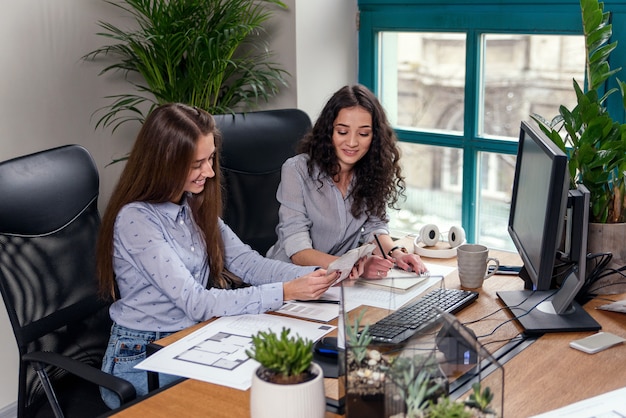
[327,243,376,284]
[332,262,456,310]
[357,268,431,291]
[277,300,340,322]
[135,314,336,390]
[530,386,626,417]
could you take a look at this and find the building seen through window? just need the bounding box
[379,32,584,250]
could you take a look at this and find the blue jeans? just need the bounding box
[100,323,181,409]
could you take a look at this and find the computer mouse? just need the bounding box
[314,336,339,358]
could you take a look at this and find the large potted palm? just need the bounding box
[83,0,288,132]
[532,0,626,293]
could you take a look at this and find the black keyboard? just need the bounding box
[365,288,479,344]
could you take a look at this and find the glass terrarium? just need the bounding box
[337,278,504,417]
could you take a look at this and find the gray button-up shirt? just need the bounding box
[266,154,389,262]
[109,198,316,332]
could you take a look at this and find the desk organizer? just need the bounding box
[338,281,504,417]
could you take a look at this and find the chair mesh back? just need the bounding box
[0,145,110,417]
[215,109,312,255]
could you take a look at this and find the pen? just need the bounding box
[374,234,389,259]
[294,299,340,304]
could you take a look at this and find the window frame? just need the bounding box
[357,0,626,243]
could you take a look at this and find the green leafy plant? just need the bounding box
[83,0,288,132]
[464,382,494,414]
[387,354,448,417]
[403,368,443,417]
[427,396,473,418]
[344,309,373,364]
[532,0,626,223]
[246,327,314,384]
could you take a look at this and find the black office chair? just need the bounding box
[0,145,136,418]
[215,108,312,255]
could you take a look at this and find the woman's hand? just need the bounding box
[283,269,339,301]
[359,255,395,279]
[394,252,428,275]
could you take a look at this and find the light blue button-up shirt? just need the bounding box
[109,198,316,332]
[266,154,389,262]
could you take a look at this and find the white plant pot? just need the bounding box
[250,362,326,418]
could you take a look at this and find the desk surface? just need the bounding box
[110,249,626,418]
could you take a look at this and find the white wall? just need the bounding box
[0,0,356,413]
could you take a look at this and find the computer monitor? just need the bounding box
[507,121,569,291]
[496,121,600,334]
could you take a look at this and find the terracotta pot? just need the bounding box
[587,222,626,294]
[250,362,325,418]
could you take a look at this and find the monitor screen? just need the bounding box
[507,121,569,291]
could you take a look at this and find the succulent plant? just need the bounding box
[345,309,373,364]
[464,382,495,414]
[246,327,314,384]
[427,396,473,418]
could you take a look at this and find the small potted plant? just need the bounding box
[246,327,326,418]
[344,309,392,417]
[387,354,449,417]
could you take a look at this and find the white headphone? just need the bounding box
[413,224,466,259]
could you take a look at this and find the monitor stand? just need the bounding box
[497,289,601,334]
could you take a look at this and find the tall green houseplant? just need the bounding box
[84,0,288,131]
[532,0,626,224]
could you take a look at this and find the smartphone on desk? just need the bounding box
[488,265,522,275]
[570,332,626,354]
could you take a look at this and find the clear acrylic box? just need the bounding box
[338,277,504,417]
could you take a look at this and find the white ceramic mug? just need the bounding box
[456,244,500,289]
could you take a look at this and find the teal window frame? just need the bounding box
[357,0,626,243]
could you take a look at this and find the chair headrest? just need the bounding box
[215,109,311,174]
[0,145,99,235]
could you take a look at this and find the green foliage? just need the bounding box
[404,369,443,416]
[245,327,313,378]
[344,309,373,364]
[531,0,626,223]
[427,396,473,418]
[464,382,494,414]
[387,354,444,416]
[83,0,288,132]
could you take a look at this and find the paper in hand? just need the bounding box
[328,243,376,285]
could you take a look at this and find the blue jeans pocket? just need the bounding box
[101,336,149,409]
[100,327,181,410]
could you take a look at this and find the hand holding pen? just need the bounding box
[374,234,428,276]
[357,234,394,278]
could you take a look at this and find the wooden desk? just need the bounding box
[498,295,626,417]
[109,250,626,417]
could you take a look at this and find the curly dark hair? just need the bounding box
[297,84,405,219]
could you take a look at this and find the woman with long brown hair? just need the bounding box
[97,103,336,408]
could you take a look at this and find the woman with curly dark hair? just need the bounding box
[266,85,426,278]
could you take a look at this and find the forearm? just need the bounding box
[372,234,406,258]
[290,248,338,269]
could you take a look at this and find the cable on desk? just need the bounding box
[579,252,626,301]
[462,306,509,325]
[473,291,553,339]
[480,333,526,349]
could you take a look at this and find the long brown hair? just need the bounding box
[298,84,405,219]
[97,103,226,299]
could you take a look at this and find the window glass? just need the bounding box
[380,30,585,247]
[477,151,517,250]
[481,34,585,139]
[388,142,463,236]
[380,32,466,134]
